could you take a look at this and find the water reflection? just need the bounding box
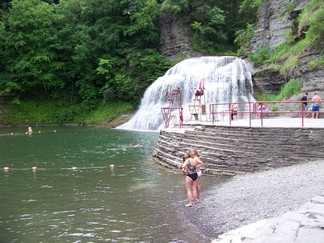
[0,127,225,242]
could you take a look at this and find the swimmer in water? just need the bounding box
[27,127,33,135]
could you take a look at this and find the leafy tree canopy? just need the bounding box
[0,0,259,116]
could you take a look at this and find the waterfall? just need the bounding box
[117,56,255,131]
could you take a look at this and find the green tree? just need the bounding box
[190,6,226,53]
[161,0,189,13]
[0,0,266,118]
[0,21,6,93]
[124,0,160,47]
[54,0,166,108]
[160,0,254,53]
[2,0,64,98]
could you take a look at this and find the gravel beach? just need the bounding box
[178,160,324,241]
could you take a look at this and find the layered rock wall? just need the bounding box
[250,0,308,53]
[250,0,324,97]
[159,11,193,61]
[153,125,324,176]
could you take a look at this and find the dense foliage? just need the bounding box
[0,0,171,114]
[161,0,258,54]
[0,1,256,107]
[3,99,134,125]
[1,0,324,125]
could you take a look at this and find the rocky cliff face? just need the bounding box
[250,0,324,97]
[159,10,193,61]
[159,1,323,98]
[250,0,308,53]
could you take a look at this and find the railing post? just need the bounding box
[301,104,304,128]
[229,103,231,125]
[211,104,215,125]
[249,102,252,127]
[260,107,263,127]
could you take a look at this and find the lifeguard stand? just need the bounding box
[189,80,207,121]
[161,87,183,128]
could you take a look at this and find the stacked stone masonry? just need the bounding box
[152,125,324,176]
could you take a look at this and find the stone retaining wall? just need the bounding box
[152,125,324,176]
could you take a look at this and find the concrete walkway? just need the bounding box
[212,192,324,243]
[182,117,324,129]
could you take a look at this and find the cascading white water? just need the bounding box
[117,56,255,131]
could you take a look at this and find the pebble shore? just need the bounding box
[178,160,324,242]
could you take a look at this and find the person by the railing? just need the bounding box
[301,92,311,117]
[179,107,183,122]
[230,103,238,120]
[257,102,269,119]
[311,92,321,119]
[301,92,309,111]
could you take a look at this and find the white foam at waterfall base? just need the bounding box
[117,56,255,131]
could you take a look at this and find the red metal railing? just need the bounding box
[209,100,323,127]
[161,87,183,128]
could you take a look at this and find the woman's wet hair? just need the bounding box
[189,150,195,157]
[192,148,200,157]
[183,150,191,161]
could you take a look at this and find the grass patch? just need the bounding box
[4,99,60,125]
[256,79,302,101]
[2,99,135,126]
[83,102,135,124]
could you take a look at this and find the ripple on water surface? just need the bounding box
[0,127,221,242]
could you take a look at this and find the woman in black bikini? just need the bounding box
[181,150,203,207]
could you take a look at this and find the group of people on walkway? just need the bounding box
[228,92,321,121]
[180,149,203,207]
[230,102,270,120]
[301,92,322,119]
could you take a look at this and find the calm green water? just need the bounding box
[0,127,224,242]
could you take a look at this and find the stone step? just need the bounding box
[188,128,294,140]
[157,132,323,166]
[155,124,324,175]
[158,137,286,166]
[153,147,180,167]
[182,133,281,153]
[155,142,244,170]
[203,125,291,133]
[177,140,238,155]
[195,128,294,140]
[155,145,181,160]
[185,130,314,151]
